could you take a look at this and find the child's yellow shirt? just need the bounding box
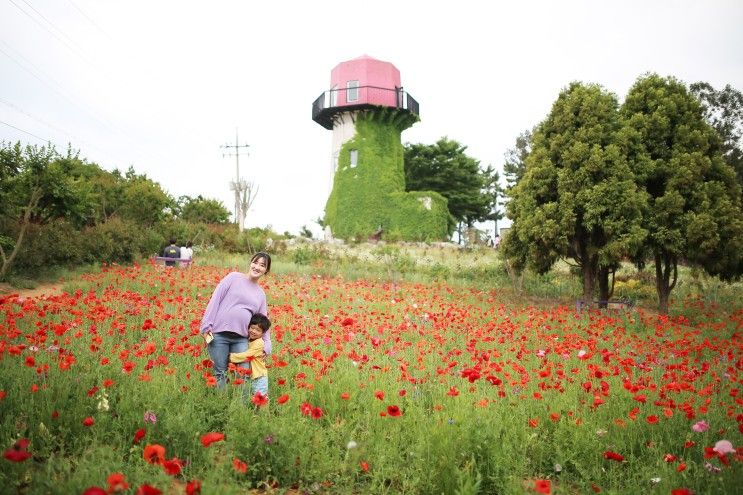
[229,338,267,379]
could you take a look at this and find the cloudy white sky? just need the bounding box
[1,1,742,237]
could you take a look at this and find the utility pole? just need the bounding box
[221,129,251,232]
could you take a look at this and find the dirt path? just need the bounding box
[0,282,64,298]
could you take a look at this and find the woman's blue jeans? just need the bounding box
[207,331,249,389]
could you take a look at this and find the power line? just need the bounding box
[7,0,96,69]
[65,0,110,39]
[0,40,118,135]
[0,97,109,156]
[0,119,53,144]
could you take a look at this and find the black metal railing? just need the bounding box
[312,85,419,129]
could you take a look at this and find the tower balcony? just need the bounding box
[312,86,420,130]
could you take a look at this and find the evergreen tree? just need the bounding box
[622,74,743,313]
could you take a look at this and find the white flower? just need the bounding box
[554,463,562,472]
[346,440,358,449]
[650,477,661,484]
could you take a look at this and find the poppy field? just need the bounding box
[1,262,741,494]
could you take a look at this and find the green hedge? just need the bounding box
[1,219,286,279]
[324,110,449,241]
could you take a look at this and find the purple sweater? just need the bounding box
[200,272,272,354]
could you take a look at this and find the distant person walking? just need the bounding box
[180,241,193,268]
[163,239,181,267]
[200,252,273,391]
[493,234,502,249]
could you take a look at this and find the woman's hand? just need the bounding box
[202,331,214,345]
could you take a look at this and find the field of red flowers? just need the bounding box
[1,262,741,494]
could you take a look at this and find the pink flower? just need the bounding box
[691,420,709,432]
[713,440,735,455]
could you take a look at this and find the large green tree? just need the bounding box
[404,137,497,235]
[117,167,174,226]
[622,74,743,313]
[689,82,743,200]
[176,195,230,224]
[504,82,647,305]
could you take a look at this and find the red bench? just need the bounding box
[151,256,193,267]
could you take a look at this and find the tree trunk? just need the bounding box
[0,188,42,280]
[581,256,597,308]
[654,250,678,315]
[597,266,611,308]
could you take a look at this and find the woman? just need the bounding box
[200,252,272,389]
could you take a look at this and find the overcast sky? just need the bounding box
[1,1,742,236]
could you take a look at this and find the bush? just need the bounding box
[10,220,84,273]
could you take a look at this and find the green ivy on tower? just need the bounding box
[324,108,449,241]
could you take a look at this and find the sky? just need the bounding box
[1,1,742,238]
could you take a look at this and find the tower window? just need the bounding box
[347,80,359,102]
[350,149,358,168]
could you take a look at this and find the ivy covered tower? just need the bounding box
[312,55,448,241]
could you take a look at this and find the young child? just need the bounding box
[229,313,270,397]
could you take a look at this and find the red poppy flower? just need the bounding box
[300,401,312,416]
[162,457,183,476]
[82,488,107,495]
[534,479,551,494]
[671,489,692,495]
[252,392,268,407]
[387,405,402,417]
[277,394,289,405]
[143,444,166,465]
[340,392,350,400]
[447,386,459,397]
[82,416,95,427]
[186,479,202,495]
[374,390,385,400]
[133,428,146,444]
[360,461,370,472]
[3,438,31,463]
[200,432,225,447]
[677,463,686,472]
[646,415,659,424]
[603,451,624,462]
[528,418,539,428]
[233,457,248,473]
[107,472,129,493]
[311,407,324,419]
[135,484,162,495]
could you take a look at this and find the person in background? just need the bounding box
[180,241,193,268]
[229,313,270,398]
[200,252,273,390]
[163,239,181,267]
